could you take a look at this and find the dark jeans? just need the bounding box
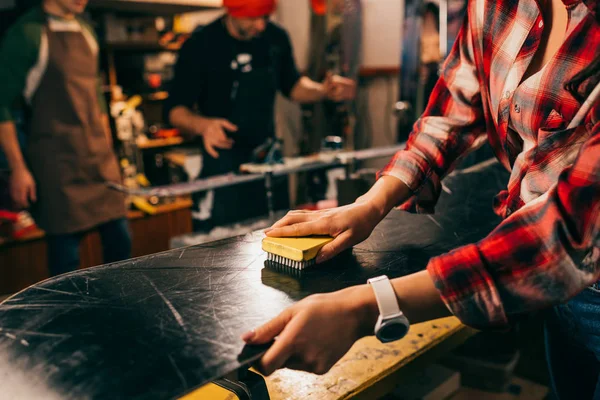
[545,286,600,399]
[47,218,132,277]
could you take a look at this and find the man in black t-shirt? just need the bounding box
[166,0,355,228]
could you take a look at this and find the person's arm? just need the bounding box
[289,76,327,103]
[166,34,236,158]
[242,270,448,376]
[266,12,486,260]
[0,122,26,172]
[0,121,36,209]
[288,74,357,104]
[169,106,227,137]
[265,175,412,262]
[247,119,600,375]
[165,34,204,136]
[427,118,600,328]
[379,13,487,215]
[275,27,355,104]
[0,15,42,209]
[170,106,236,159]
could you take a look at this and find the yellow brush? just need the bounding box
[262,236,333,270]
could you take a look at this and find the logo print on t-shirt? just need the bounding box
[232,53,253,73]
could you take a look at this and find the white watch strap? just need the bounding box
[368,275,402,318]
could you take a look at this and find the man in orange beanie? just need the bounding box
[167,0,356,229]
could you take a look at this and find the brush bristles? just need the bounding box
[266,252,316,270]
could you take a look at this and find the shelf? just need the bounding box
[106,41,182,51]
[136,136,185,149]
[143,91,169,101]
[0,198,193,246]
[90,0,222,15]
[0,228,45,246]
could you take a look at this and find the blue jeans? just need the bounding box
[47,218,132,277]
[545,286,600,399]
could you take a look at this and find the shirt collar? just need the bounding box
[561,0,598,20]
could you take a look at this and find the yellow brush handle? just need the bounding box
[262,236,333,261]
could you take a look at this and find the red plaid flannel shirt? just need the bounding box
[381,0,600,328]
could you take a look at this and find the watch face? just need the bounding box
[378,321,409,343]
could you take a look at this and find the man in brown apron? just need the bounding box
[0,0,131,276]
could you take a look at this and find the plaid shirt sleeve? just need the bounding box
[379,14,488,214]
[428,117,600,329]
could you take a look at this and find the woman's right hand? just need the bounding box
[265,201,385,263]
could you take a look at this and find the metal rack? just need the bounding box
[109,144,406,217]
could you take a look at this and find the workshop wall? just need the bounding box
[274,0,402,172]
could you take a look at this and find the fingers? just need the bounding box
[11,185,27,209]
[256,315,306,376]
[219,119,238,132]
[316,231,353,263]
[243,309,295,376]
[327,75,356,101]
[265,209,322,232]
[243,308,292,345]
[334,75,355,86]
[267,214,311,231]
[28,183,37,203]
[213,125,235,148]
[327,86,344,102]
[214,125,234,141]
[213,138,234,149]
[205,142,219,159]
[266,220,329,238]
[282,355,306,372]
[257,331,295,376]
[330,90,344,102]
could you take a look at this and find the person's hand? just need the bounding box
[324,74,357,102]
[198,118,237,158]
[10,167,36,209]
[242,285,377,376]
[265,201,383,263]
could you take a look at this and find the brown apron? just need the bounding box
[26,23,126,235]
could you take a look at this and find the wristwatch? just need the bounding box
[367,275,410,343]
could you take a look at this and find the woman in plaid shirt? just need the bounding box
[243,0,600,397]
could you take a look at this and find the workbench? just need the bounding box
[0,197,193,295]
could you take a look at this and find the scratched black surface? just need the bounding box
[0,161,509,400]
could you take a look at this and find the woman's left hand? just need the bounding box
[242,285,377,376]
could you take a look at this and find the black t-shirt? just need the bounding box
[166,17,301,149]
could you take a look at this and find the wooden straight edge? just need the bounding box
[346,324,477,400]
